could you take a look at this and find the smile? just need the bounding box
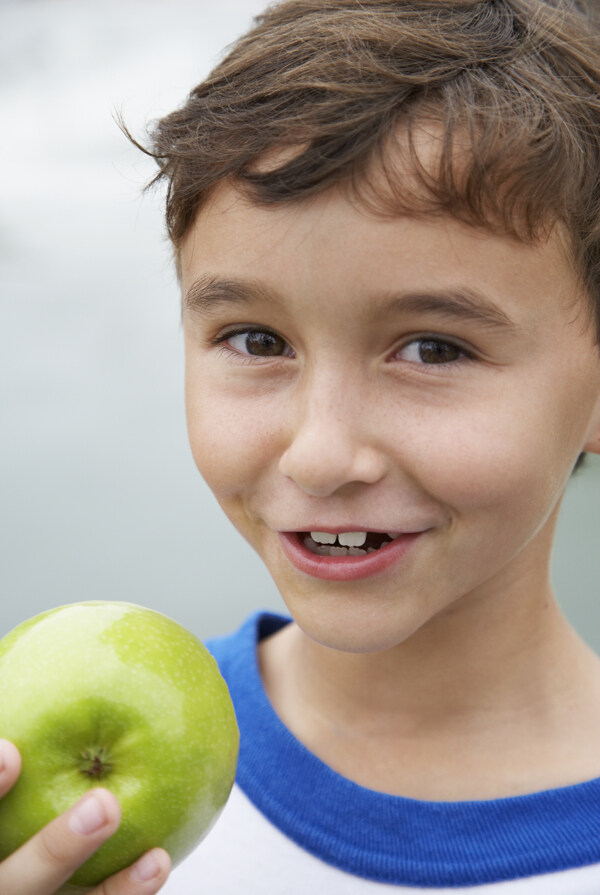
[278,529,426,581]
[303,530,399,556]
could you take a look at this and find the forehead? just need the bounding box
[180,179,590,336]
[180,124,585,309]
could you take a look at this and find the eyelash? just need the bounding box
[210,327,292,365]
[210,327,474,370]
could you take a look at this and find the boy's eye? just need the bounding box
[223,329,294,358]
[396,338,467,365]
[216,331,468,366]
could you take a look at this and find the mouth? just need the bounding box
[301,530,398,556]
[278,529,426,581]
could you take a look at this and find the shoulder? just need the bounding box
[205,610,291,677]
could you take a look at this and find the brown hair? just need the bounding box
[131,0,600,471]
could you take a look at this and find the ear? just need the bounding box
[582,382,600,456]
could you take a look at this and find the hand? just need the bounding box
[0,739,171,894]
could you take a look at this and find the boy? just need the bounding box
[1,0,600,891]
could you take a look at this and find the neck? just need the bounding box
[264,583,590,735]
[258,562,600,798]
[258,491,600,799]
[272,587,594,733]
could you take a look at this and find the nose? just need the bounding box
[277,371,387,497]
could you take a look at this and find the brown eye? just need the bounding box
[417,339,462,364]
[228,330,292,357]
[397,338,466,365]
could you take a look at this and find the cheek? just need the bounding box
[185,377,280,499]
[408,389,577,533]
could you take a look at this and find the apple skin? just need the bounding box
[0,601,239,893]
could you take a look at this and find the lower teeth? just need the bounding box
[331,546,366,556]
[303,536,388,557]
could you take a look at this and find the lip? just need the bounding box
[278,530,426,581]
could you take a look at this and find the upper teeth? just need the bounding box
[310,531,367,547]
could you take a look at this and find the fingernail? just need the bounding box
[130,850,161,882]
[68,792,108,835]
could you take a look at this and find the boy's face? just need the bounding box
[180,180,600,654]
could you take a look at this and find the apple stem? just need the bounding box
[79,747,113,779]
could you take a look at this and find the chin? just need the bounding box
[284,598,426,655]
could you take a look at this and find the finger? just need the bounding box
[0,787,121,895]
[93,847,171,895]
[0,739,22,798]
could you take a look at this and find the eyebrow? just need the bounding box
[183,275,277,317]
[376,288,519,333]
[183,274,518,333]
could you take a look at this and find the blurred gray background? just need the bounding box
[1,0,598,647]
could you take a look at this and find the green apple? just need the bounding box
[0,601,239,893]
